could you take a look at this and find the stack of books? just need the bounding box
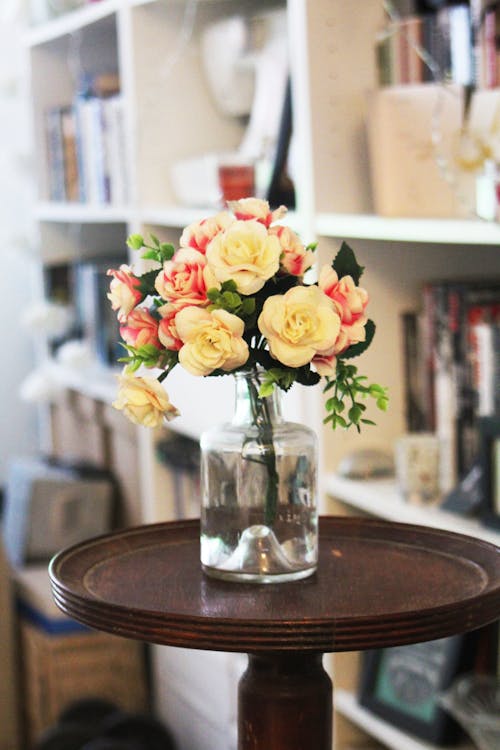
[44,73,128,205]
[401,279,500,492]
[375,4,473,87]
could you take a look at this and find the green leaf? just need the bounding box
[332,241,365,284]
[294,366,320,387]
[141,249,160,260]
[340,320,376,359]
[138,269,159,296]
[158,244,175,262]
[241,298,255,315]
[149,233,160,247]
[127,234,144,250]
[259,381,275,398]
[221,279,238,292]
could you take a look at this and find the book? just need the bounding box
[74,257,124,365]
[60,106,80,202]
[45,107,65,201]
[102,94,128,205]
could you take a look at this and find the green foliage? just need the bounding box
[340,320,376,360]
[138,269,161,296]
[126,232,175,264]
[332,241,365,285]
[323,360,389,432]
[259,367,297,396]
[207,281,256,320]
[119,343,178,373]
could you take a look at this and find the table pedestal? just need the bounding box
[238,653,332,750]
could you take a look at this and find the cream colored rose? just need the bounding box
[176,306,249,376]
[206,219,281,295]
[258,285,341,368]
[113,374,180,427]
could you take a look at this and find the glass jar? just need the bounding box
[200,368,318,583]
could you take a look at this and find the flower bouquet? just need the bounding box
[107,198,387,581]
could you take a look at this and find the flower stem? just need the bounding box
[247,366,278,527]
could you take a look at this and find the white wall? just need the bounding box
[0,4,39,484]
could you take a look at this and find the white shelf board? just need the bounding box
[35,202,129,224]
[48,361,120,404]
[325,474,500,546]
[334,690,474,750]
[316,213,500,245]
[23,0,121,47]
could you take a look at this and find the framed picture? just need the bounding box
[479,417,500,530]
[358,635,469,745]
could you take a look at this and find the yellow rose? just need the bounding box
[113,373,180,427]
[205,219,281,295]
[258,285,341,368]
[176,306,249,376]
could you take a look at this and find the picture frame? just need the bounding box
[478,417,500,530]
[358,635,470,745]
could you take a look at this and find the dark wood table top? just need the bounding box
[49,516,500,653]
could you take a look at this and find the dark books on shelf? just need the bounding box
[74,257,125,366]
[401,278,500,491]
[375,4,473,87]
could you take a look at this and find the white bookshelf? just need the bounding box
[334,690,474,750]
[316,212,500,245]
[23,2,500,750]
[325,474,500,547]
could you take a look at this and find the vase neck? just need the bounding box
[232,369,283,427]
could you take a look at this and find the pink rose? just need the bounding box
[318,265,368,325]
[107,265,143,323]
[158,303,183,351]
[269,225,315,276]
[318,265,369,355]
[179,212,233,254]
[227,198,287,227]
[120,308,161,350]
[155,248,219,306]
[311,348,337,377]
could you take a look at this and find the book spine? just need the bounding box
[73,96,88,203]
[483,7,497,88]
[45,107,65,202]
[103,95,127,205]
[433,283,458,493]
[448,4,473,86]
[406,16,425,83]
[60,106,80,202]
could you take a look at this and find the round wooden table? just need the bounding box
[49,516,500,750]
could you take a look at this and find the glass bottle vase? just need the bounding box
[200,368,318,583]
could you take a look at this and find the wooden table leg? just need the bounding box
[238,652,332,750]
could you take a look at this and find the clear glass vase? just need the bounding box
[200,367,318,583]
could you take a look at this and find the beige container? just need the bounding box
[366,83,475,218]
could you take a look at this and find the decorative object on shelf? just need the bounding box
[358,633,476,745]
[394,432,441,505]
[337,448,394,480]
[439,673,500,750]
[106,198,387,582]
